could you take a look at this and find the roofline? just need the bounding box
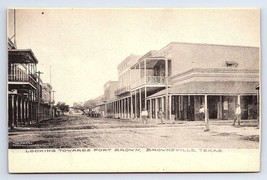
[8,49,39,64]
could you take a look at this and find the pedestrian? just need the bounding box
[158,108,164,124]
[233,104,241,126]
[141,108,148,124]
[199,105,205,121]
[199,105,210,132]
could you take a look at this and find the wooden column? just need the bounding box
[119,100,121,118]
[204,95,209,130]
[169,95,172,120]
[130,93,133,119]
[155,98,158,119]
[161,97,164,112]
[237,95,241,105]
[139,88,142,118]
[144,86,147,110]
[149,99,152,120]
[165,57,169,120]
[15,96,18,127]
[124,98,126,118]
[127,97,130,119]
[135,91,137,118]
[18,97,22,126]
[10,95,15,129]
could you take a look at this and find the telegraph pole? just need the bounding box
[52,90,56,118]
[165,57,169,120]
[36,71,43,123]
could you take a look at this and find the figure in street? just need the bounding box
[141,108,148,124]
[233,104,241,126]
[158,108,164,124]
[199,104,210,132]
[199,105,205,121]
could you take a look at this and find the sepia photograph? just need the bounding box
[7,8,260,173]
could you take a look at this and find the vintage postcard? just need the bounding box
[7,8,260,173]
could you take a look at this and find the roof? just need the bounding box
[147,81,259,98]
[8,49,38,64]
[131,50,158,69]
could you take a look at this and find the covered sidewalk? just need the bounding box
[146,81,259,122]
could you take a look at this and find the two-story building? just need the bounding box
[95,42,259,122]
[104,54,140,119]
[8,38,54,128]
[146,42,259,121]
[8,39,39,128]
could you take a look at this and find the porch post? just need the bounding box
[18,97,22,126]
[144,58,147,84]
[204,95,210,131]
[165,57,169,120]
[139,88,142,117]
[128,97,130,119]
[155,98,158,120]
[15,96,18,127]
[237,95,241,105]
[10,95,15,129]
[120,100,121,118]
[219,96,223,119]
[124,98,127,118]
[135,90,137,118]
[149,99,152,120]
[169,95,172,120]
[144,86,147,110]
[161,97,164,112]
[130,92,133,119]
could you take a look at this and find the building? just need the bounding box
[8,39,54,128]
[96,42,259,122]
[8,39,39,128]
[104,54,140,119]
[38,82,53,121]
[146,43,259,121]
[103,80,118,118]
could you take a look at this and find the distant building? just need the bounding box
[38,81,52,121]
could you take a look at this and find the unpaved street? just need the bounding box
[9,114,259,149]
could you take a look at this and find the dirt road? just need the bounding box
[9,114,259,149]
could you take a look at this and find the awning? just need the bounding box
[147,81,259,98]
[8,49,38,64]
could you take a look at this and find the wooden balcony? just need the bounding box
[8,73,37,89]
[115,85,131,96]
[131,76,166,89]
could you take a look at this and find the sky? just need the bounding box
[8,8,260,106]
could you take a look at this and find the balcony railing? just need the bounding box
[115,85,131,95]
[9,73,37,88]
[131,75,166,89]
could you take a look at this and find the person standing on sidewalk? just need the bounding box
[141,108,148,125]
[199,105,210,132]
[233,104,241,126]
[158,108,164,124]
[199,105,205,121]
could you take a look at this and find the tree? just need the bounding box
[55,102,70,115]
[83,99,97,110]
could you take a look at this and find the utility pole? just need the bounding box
[52,90,56,118]
[165,57,169,120]
[165,50,171,120]
[36,71,43,123]
[14,9,17,48]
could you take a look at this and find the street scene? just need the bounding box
[7,9,260,150]
[9,114,259,149]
